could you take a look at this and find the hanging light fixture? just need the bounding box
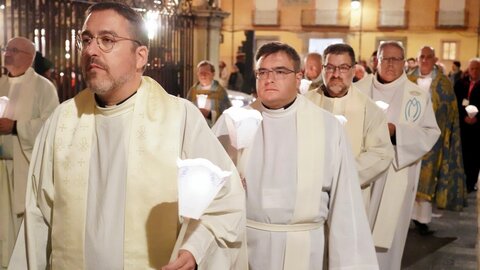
[351,0,361,10]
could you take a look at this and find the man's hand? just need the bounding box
[388,123,396,136]
[161,250,196,270]
[465,116,477,125]
[0,118,14,134]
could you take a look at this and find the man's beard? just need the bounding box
[327,79,348,93]
[83,58,130,95]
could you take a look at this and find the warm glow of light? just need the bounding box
[145,10,159,40]
[351,0,361,10]
[0,5,5,10]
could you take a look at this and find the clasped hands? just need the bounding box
[0,118,14,134]
[161,249,196,270]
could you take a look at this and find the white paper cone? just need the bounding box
[224,107,263,149]
[299,79,313,95]
[177,158,231,219]
[0,96,9,117]
[334,115,348,125]
[375,100,389,113]
[196,94,208,108]
[466,105,478,118]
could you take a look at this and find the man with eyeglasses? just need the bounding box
[355,41,440,270]
[407,46,465,236]
[9,2,246,270]
[305,43,393,228]
[213,41,378,269]
[0,36,58,269]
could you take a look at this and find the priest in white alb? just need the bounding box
[355,41,440,270]
[213,41,378,270]
[305,43,393,227]
[9,3,246,270]
[0,37,58,269]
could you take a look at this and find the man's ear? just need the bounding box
[136,45,149,70]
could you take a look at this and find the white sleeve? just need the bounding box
[355,102,394,187]
[9,109,60,270]
[328,124,379,269]
[394,96,440,170]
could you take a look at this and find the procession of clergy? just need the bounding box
[2,1,475,270]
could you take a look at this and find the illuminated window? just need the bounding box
[442,41,457,60]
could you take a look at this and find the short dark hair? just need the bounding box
[255,42,301,71]
[407,57,416,62]
[197,60,215,73]
[86,2,148,48]
[323,43,356,66]
[453,60,461,68]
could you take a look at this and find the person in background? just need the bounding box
[187,60,232,126]
[303,52,323,91]
[0,37,59,269]
[214,41,379,270]
[218,60,229,88]
[408,46,466,236]
[306,43,393,228]
[353,63,367,82]
[227,62,244,91]
[454,58,480,193]
[9,3,246,269]
[405,57,417,75]
[448,60,463,85]
[357,41,440,270]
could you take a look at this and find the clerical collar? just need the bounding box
[8,72,26,78]
[95,91,137,108]
[262,98,296,110]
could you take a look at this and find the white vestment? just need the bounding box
[305,85,393,226]
[0,67,58,268]
[213,95,378,270]
[9,77,247,270]
[356,73,440,270]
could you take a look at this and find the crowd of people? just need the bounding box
[0,1,478,270]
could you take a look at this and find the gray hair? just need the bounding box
[377,41,405,60]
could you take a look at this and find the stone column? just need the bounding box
[191,4,229,81]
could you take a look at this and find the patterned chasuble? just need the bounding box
[409,69,466,210]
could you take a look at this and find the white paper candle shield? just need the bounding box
[466,105,478,118]
[0,96,9,117]
[375,100,389,113]
[224,107,263,149]
[299,79,313,95]
[196,94,208,108]
[416,77,433,92]
[334,115,348,126]
[177,158,231,219]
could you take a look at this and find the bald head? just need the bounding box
[304,52,323,80]
[417,46,438,75]
[3,37,36,76]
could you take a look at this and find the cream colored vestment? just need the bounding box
[9,77,247,270]
[0,67,58,268]
[213,95,379,270]
[356,73,440,270]
[305,85,393,226]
